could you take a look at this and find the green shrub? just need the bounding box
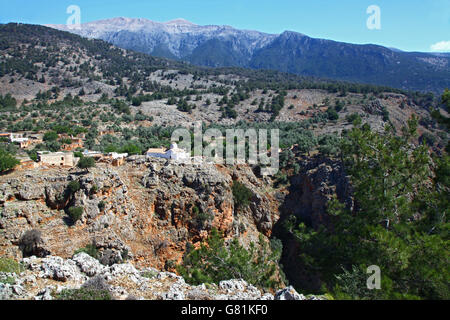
[74,243,99,259]
[196,211,213,224]
[231,181,253,208]
[99,249,122,266]
[275,172,288,186]
[121,249,129,261]
[90,185,98,195]
[55,275,111,300]
[55,288,111,300]
[165,259,176,271]
[0,257,23,274]
[82,275,110,291]
[0,275,16,285]
[98,200,105,211]
[420,132,437,146]
[77,157,95,170]
[327,108,339,120]
[119,143,141,155]
[68,206,83,223]
[43,131,58,142]
[60,138,72,145]
[141,270,158,279]
[68,180,81,193]
[346,113,362,125]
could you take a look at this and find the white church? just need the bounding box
[146,143,190,161]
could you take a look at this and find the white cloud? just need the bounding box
[430,41,450,52]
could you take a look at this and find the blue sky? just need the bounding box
[1,0,449,52]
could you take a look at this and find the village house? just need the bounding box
[146,143,190,161]
[96,152,128,166]
[61,138,84,151]
[146,147,167,158]
[82,150,103,159]
[2,132,44,149]
[8,133,31,149]
[106,152,128,166]
[27,133,44,146]
[37,151,75,167]
[98,130,115,137]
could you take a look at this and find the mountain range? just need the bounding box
[48,17,450,93]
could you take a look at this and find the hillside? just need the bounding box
[0,24,442,134]
[0,23,449,301]
[48,17,450,93]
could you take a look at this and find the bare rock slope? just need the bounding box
[0,252,321,300]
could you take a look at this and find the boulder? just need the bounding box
[72,252,106,276]
[39,256,85,282]
[274,286,306,300]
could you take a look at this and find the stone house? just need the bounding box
[61,138,84,151]
[37,152,75,167]
[8,133,30,149]
[100,152,128,167]
[82,150,103,160]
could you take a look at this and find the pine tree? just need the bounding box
[286,118,449,299]
[177,228,284,290]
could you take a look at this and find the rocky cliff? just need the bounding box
[1,153,356,299]
[274,156,354,292]
[0,157,278,272]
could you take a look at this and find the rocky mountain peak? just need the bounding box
[164,18,197,26]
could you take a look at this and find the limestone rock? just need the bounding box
[274,286,306,300]
[39,256,85,282]
[72,252,106,276]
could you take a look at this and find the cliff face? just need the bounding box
[0,157,278,271]
[281,156,353,229]
[274,156,354,292]
[1,154,356,298]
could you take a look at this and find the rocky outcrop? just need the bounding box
[281,156,353,229]
[0,254,322,300]
[0,158,279,272]
[274,286,307,300]
[363,99,386,116]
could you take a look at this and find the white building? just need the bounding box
[9,133,28,142]
[108,152,128,160]
[82,150,103,158]
[146,143,190,161]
